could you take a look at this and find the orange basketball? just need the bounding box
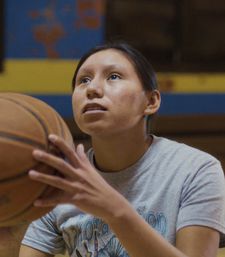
[0,92,74,226]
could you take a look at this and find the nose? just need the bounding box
[86,78,104,99]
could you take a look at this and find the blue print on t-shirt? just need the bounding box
[68,206,167,257]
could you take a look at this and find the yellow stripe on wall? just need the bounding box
[0,59,78,94]
[0,59,225,93]
[158,72,225,93]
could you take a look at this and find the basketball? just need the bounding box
[0,92,74,227]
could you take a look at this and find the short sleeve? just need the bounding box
[177,158,225,234]
[22,210,66,255]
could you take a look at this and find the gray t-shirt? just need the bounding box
[22,136,225,256]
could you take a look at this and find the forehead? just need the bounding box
[78,49,136,73]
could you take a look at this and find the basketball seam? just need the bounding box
[0,94,59,224]
[0,163,44,183]
[0,170,57,223]
[0,96,49,146]
[0,201,37,223]
[0,131,46,149]
[0,187,49,223]
[55,113,65,139]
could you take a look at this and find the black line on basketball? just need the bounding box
[0,96,49,145]
[55,113,65,139]
[0,191,45,223]
[0,162,46,183]
[0,170,58,223]
[0,131,46,149]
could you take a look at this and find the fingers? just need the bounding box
[33,149,78,179]
[29,170,87,207]
[29,170,75,193]
[48,134,81,167]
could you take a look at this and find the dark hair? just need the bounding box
[72,41,158,91]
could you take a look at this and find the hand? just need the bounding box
[29,134,129,223]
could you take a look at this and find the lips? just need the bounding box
[82,103,107,113]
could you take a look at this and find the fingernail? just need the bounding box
[49,134,57,142]
[33,150,43,158]
[77,144,84,155]
[29,170,38,177]
[34,200,42,206]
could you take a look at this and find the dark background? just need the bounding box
[106,0,225,72]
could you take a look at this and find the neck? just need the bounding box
[92,129,152,173]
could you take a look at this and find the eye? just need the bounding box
[77,76,91,85]
[108,73,121,81]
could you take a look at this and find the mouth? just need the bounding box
[82,103,107,114]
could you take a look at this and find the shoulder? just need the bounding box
[153,135,220,165]
[151,135,224,183]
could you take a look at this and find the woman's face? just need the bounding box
[72,49,150,137]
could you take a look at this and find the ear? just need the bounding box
[144,90,161,116]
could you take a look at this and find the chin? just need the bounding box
[85,128,109,138]
[83,126,118,139]
[77,120,131,138]
[78,123,102,134]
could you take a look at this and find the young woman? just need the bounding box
[19,42,225,257]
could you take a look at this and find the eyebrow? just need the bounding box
[103,64,124,71]
[78,64,125,76]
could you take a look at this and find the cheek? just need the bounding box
[117,91,146,111]
[72,91,82,117]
